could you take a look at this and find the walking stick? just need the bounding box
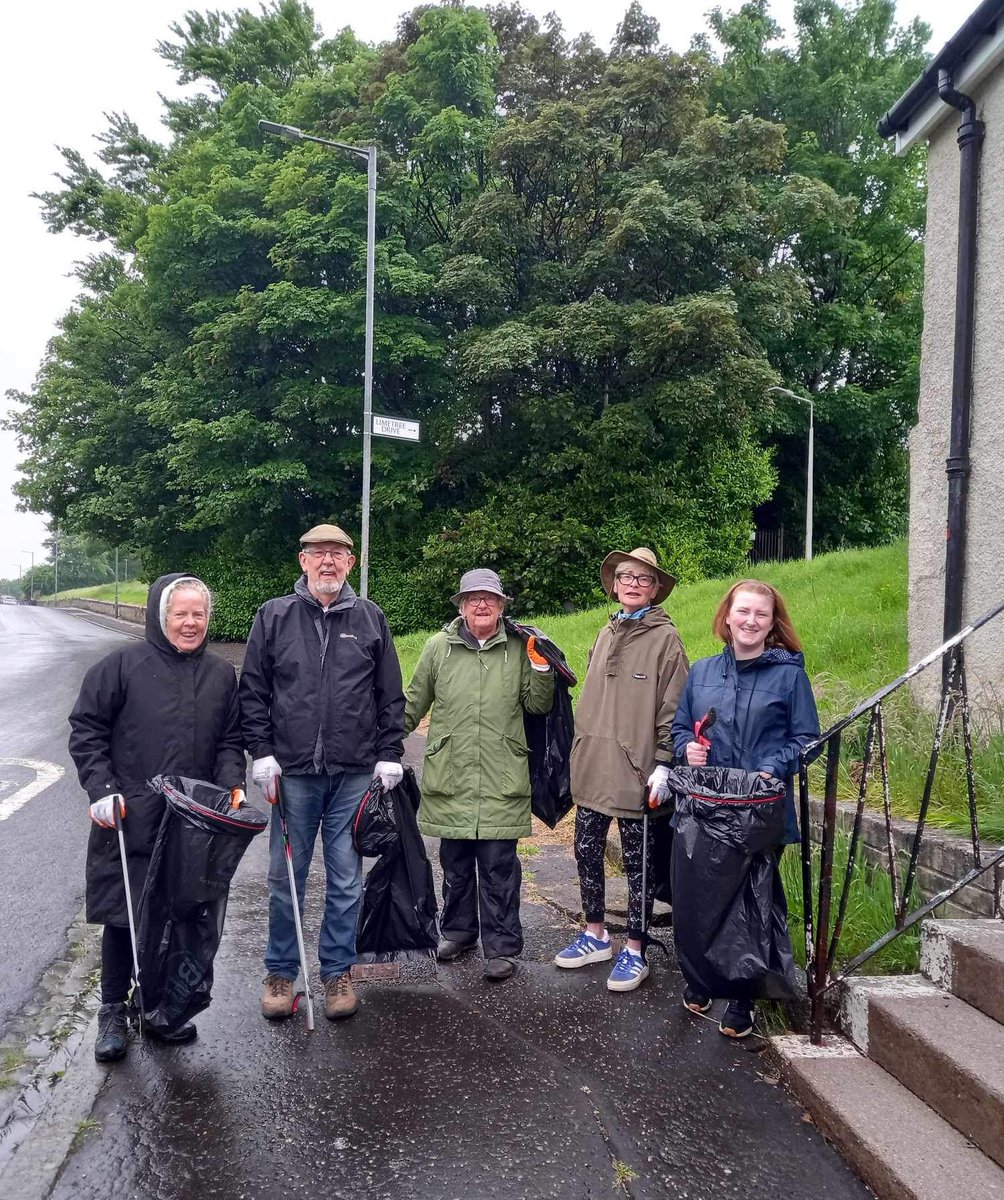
[274,779,314,1031]
[113,801,144,1034]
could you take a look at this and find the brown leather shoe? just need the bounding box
[324,972,358,1020]
[261,973,295,1020]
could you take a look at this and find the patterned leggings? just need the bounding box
[574,806,653,941]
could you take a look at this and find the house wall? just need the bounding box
[910,66,1004,714]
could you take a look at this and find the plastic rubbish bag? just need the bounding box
[504,617,576,828]
[138,775,267,1033]
[668,766,797,1002]
[356,768,438,958]
[352,783,399,856]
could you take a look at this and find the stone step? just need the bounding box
[921,918,1004,1024]
[773,1034,1004,1200]
[841,976,1004,1168]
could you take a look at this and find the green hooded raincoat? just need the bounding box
[404,618,555,839]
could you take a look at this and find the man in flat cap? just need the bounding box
[240,524,405,1022]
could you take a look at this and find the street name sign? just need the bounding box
[371,414,420,442]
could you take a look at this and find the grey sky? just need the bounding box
[0,0,956,579]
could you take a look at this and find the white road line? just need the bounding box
[0,758,65,821]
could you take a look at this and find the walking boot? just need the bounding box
[483,957,515,981]
[323,972,358,1020]
[261,973,296,1020]
[94,1002,129,1063]
[436,937,477,962]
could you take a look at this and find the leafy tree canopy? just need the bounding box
[7,0,929,634]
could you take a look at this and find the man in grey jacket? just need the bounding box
[239,524,405,1022]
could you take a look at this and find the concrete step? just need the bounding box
[921,918,1004,1024]
[841,976,1004,1168]
[773,1034,1004,1200]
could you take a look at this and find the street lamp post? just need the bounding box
[770,386,814,562]
[259,120,378,599]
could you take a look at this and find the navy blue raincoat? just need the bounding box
[671,646,819,844]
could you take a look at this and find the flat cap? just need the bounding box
[300,523,354,548]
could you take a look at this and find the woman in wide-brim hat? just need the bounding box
[554,547,689,992]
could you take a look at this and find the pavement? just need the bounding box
[0,609,873,1200]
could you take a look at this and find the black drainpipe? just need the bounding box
[937,69,985,674]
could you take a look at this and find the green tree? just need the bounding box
[707,0,930,549]
[8,1,925,636]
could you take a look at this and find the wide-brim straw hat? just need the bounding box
[450,568,512,607]
[600,547,676,605]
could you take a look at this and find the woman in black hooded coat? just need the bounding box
[68,573,245,1061]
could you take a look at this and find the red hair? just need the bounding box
[711,579,802,652]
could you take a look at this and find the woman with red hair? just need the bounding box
[671,579,818,1037]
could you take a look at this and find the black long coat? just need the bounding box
[68,574,246,925]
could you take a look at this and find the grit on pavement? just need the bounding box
[0,609,872,1200]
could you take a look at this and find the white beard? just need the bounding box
[315,579,342,595]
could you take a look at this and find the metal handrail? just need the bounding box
[799,598,1004,1043]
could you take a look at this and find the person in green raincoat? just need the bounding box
[404,569,555,981]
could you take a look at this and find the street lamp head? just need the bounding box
[259,120,302,141]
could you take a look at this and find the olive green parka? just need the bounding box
[404,618,555,839]
[571,606,689,820]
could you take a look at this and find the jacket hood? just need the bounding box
[146,573,209,656]
[726,644,805,670]
[294,574,357,610]
[608,604,675,630]
[443,615,506,649]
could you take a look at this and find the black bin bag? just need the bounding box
[356,768,438,959]
[139,776,268,1033]
[504,617,577,828]
[669,766,797,1002]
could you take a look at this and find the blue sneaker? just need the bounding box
[606,948,650,992]
[554,931,614,969]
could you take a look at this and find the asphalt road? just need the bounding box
[0,606,130,1037]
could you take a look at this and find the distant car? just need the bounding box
[0,594,16,605]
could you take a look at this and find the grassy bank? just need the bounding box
[399,540,1004,841]
[48,581,149,605]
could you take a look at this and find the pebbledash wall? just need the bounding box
[909,58,1004,712]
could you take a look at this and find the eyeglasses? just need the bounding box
[302,547,350,561]
[615,571,656,587]
[463,593,501,607]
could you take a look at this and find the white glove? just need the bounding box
[251,755,282,804]
[90,793,126,828]
[373,761,404,791]
[646,765,671,808]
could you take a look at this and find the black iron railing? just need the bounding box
[798,598,1004,1043]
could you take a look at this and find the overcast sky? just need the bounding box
[0,0,958,579]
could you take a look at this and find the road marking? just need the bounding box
[0,758,65,821]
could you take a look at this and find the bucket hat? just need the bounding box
[600,547,676,605]
[450,568,512,607]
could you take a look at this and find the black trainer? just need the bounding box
[94,1002,129,1063]
[719,1000,755,1038]
[682,986,712,1014]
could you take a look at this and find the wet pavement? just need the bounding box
[0,609,872,1199]
[18,835,868,1200]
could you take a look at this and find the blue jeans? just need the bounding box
[265,770,371,982]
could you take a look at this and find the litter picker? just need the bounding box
[274,779,314,1030]
[113,800,144,1033]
